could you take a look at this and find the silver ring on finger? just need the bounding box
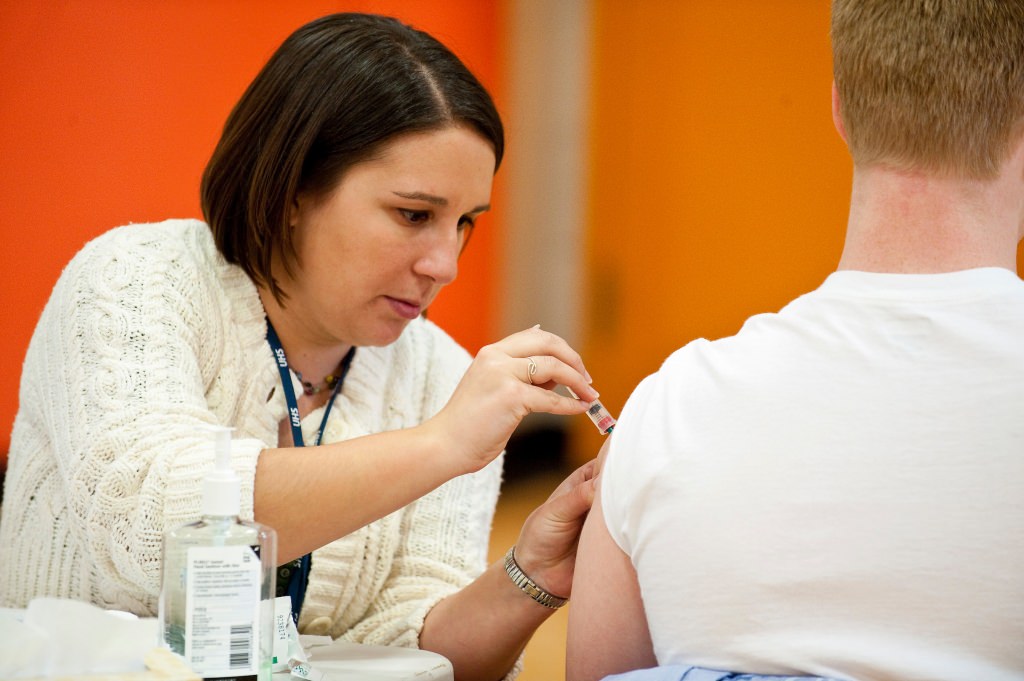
[526,356,539,385]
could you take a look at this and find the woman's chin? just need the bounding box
[360,319,414,348]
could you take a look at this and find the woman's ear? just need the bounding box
[832,81,849,145]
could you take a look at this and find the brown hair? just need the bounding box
[201,13,504,302]
[831,0,1024,178]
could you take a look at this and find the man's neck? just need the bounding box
[837,152,1023,274]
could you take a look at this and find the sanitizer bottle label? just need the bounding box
[184,545,262,680]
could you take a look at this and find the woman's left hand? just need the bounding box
[511,455,601,600]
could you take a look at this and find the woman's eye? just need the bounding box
[399,209,431,224]
[457,216,476,254]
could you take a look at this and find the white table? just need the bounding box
[277,636,453,681]
[1,605,452,681]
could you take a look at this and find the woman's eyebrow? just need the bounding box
[393,190,447,206]
[393,190,490,213]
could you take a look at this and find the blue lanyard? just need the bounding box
[266,319,356,624]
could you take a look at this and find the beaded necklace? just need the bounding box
[295,368,342,396]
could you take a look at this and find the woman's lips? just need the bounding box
[387,296,422,319]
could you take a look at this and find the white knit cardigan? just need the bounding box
[0,219,505,649]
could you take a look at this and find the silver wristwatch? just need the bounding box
[503,546,569,609]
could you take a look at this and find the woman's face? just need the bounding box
[280,125,496,349]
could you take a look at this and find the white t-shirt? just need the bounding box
[602,268,1024,681]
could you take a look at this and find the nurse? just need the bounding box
[0,13,598,680]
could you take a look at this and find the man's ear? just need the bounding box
[832,81,849,145]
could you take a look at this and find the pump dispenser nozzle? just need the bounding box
[202,425,240,517]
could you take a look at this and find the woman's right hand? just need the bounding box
[423,326,598,474]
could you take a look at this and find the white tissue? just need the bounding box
[0,598,159,679]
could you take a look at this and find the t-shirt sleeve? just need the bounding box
[600,370,662,556]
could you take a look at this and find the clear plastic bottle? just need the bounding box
[159,426,277,681]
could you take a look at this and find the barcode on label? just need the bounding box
[229,625,252,668]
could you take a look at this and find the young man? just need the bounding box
[567,2,1024,680]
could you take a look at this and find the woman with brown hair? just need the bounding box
[0,13,597,680]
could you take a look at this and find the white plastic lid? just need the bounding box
[202,425,241,517]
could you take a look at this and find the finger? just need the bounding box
[491,326,593,384]
[524,356,540,385]
[524,386,593,417]
[542,475,597,525]
[546,459,598,503]
[481,327,598,403]
[519,354,599,403]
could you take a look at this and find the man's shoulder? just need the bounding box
[660,306,804,373]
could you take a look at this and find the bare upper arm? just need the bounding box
[566,437,656,681]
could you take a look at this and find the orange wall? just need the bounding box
[0,2,503,460]
[571,1,1024,462]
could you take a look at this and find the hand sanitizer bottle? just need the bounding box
[160,426,277,681]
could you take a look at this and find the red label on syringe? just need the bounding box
[567,386,617,435]
[587,401,616,434]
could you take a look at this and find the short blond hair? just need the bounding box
[832,0,1024,179]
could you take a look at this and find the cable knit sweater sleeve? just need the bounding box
[0,220,269,612]
[332,321,518,676]
[340,333,503,648]
[290,318,513,672]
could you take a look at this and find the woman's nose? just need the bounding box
[415,227,460,285]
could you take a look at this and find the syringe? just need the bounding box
[566,386,616,435]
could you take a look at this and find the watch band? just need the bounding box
[503,546,569,609]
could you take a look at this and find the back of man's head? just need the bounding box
[832,0,1024,180]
